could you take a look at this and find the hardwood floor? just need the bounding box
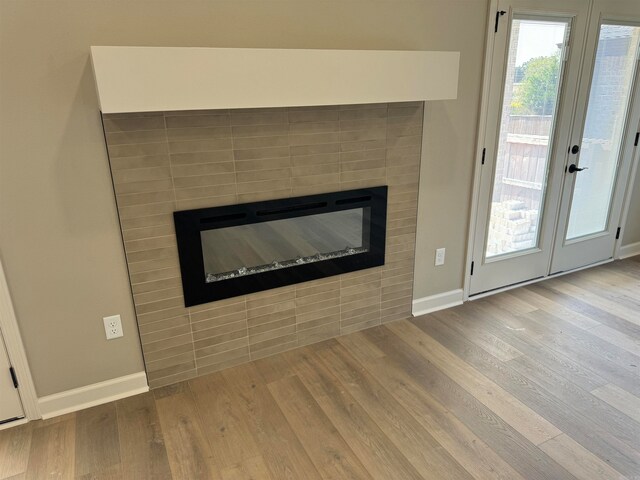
[1,257,639,479]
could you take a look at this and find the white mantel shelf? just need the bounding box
[90,46,459,114]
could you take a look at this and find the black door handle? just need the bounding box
[568,164,588,173]
[571,145,580,154]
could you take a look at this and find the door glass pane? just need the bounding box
[486,18,569,258]
[565,24,640,240]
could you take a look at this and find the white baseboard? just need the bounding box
[412,289,464,317]
[38,371,148,419]
[618,241,640,259]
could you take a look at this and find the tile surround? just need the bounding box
[103,102,423,388]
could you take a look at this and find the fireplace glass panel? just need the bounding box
[201,208,369,282]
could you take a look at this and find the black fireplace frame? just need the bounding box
[174,186,388,306]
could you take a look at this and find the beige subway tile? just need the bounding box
[172,172,236,188]
[235,157,291,172]
[165,114,230,129]
[381,295,412,311]
[296,305,340,324]
[189,295,246,313]
[247,309,296,329]
[171,162,235,178]
[193,328,248,352]
[122,224,175,242]
[169,150,234,166]
[382,287,413,303]
[126,247,177,265]
[231,124,289,138]
[339,158,385,173]
[340,139,386,152]
[341,296,381,314]
[147,354,195,378]
[341,310,382,329]
[381,304,411,320]
[340,269,381,285]
[387,114,423,127]
[196,346,249,369]
[138,305,189,325]
[174,184,237,201]
[298,322,340,347]
[233,146,290,161]
[168,138,233,154]
[250,340,297,361]
[233,135,289,149]
[145,343,194,363]
[340,317,380,335]
[291,163,339,177]
[190,301,246,323]
[103,116,165,133]
[237,168,291,183]
[125,235,176,253]
[248,316,295,338]
[118,201,175,220]
[291,152,339,167]
[339,103,387,110]
[147,361,197,383]
[246,288,295,309]
[388,105,423,117]
[197,355,250,376]
[294,289,339,308]
[387,232,417,246]
[247,299,296,319]
[340,118,387,131]
[108,142,169,159]
[148,369,198,389]
[140,323,191,344]
[166,126,232,141]
[296,279,340,297]
[110,154,170,171]
[114,179,174,196]
[341,303,380,322]
[236,178,291,194]
[249,324,296,346]
[288,132,340,146]
[192,319,247,343]
[340,288,381,306]
[116,190,175,207]
[176,195,238,210]
[195,337,248,359]
[387,243,414,256]
[288,110,339,123]
[297,312,341,332]
[131,276,182,295]
[340,280,381,297]
[340,168,385,183]
[138,315,189,336]
[339,148,386,164]
[136,296,185,316]
[112,167,172,185]
[191,312,247,336]
[381,272,414,288]
[105,129,167,145]
[134,286,183,305]
[340,128,386,143]
[295,296,340,315]
[292,173,340,187]
[237,189,291,204]
[387,125,423,139]
[230,111,286,126]
[386,144,421,160]
[142,332,192,352]
[291,184,340,196]
[387,165,420,180]
[131,268,181,288]
[290,143,340,157]
[338,108,387,121]
[387,174,419,187]
[250,332,297,354]
[288,121,339,134]
[388,190,419,204]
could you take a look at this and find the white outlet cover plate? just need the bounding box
[103,314,123,340]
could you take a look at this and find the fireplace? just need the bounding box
[174,186,388,306]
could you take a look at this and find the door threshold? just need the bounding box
[468,257,614,301]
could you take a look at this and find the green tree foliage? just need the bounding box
[512,54,560,115]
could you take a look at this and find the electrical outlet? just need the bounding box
[435,248,446,266]
[103,314,123,340]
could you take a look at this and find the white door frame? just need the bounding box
[0,255,40,425]
[464,0,640,300]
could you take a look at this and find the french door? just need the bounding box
[469,0,640,295]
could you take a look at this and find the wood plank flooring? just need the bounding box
[1,256,639,479]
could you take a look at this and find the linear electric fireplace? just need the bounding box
[174,186,388,306]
